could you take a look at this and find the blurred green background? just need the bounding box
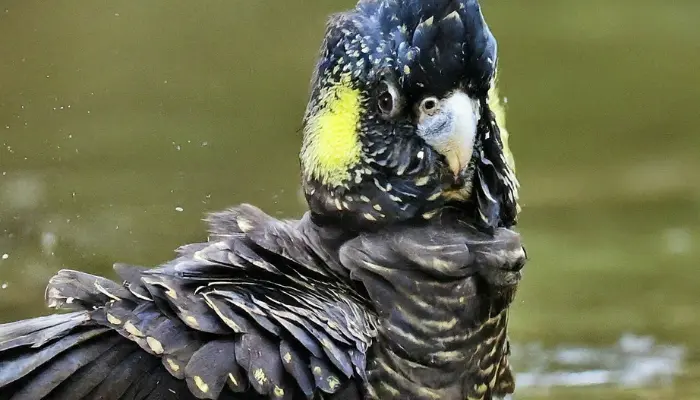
[1,1,698,398]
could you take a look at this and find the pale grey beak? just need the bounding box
[416,91,481,177]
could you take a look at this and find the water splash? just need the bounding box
[512,334,685,389]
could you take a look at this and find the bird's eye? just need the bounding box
[419,96,440,115]
[376,81,401,118]
[378,90,395,115]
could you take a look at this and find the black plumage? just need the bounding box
[0,206,524,400]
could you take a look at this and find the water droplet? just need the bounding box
[42,232,57,254]
[663,228,691,255]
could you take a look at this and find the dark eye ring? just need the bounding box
[377,80,401,117]
[378,90,394,115]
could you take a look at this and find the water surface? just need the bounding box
[1,1,698,398]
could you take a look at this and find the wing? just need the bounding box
[2,205,376,400]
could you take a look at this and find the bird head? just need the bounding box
[300,0,519,231]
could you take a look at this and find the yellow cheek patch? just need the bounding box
[302,76,362,186]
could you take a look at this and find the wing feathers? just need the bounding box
[0,312,90,352]
[0,326,109,388]
[183,340,238,400]
[1,205,375,399]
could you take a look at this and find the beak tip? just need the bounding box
[446,152,467,178]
